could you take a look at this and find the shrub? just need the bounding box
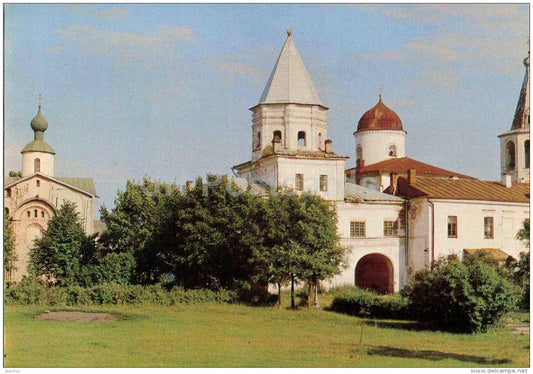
[330,287,409,319]
[4,276,46,305]
[402,255,521,333]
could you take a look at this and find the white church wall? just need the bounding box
[22,152,54,177]
[355,129,406,166]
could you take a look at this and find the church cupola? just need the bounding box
[353,94,406,166]
[250,30,329,161]
[498,50,530,183]
[21,95,55,177]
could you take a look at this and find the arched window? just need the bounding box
[41,211,45,218]
[356,145,363,161]
[36,180,40,187]
[297,131,306,147]
[253,131,261,150]
[506,141,516,170]
[34,158,40,173]
[6,188,11,198]
[27,211,30,218]
[34,209,38,218]
[388,145,397,157]
[525,140,530,169]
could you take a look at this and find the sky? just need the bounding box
[4,3,530,217]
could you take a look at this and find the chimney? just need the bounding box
[273,135,281,152]
[502,173,512,188]
[186,180,194,192]
[325,139,332,153]
[357,159,365,170]
[407,169,416,185]
[390,173,399,193]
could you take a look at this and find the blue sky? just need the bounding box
[4,4,530,215]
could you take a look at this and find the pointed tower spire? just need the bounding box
[257,31,324,107]
[511,50,529,130]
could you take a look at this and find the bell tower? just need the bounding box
[21,95,55,177]
[498,51,530,183]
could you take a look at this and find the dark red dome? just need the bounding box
[357,97,403,132]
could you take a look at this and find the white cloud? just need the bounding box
[54,24,196,66]
[64,4,130,20]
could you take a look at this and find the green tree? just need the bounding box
[99,178,183,284]
[256,191,347,308]
[403,254,520,333]
[4,213,17,280]
[29,201,96,286]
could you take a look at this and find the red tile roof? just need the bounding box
[387,176,529,203]
[346,157,475,180]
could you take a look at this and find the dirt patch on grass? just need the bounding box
[38,311,119,322]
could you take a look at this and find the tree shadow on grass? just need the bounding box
[364,320,480,334]
[366,346,510,365]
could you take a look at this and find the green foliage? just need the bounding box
[4,213,17,276]
[515,218,530,247]
[330,287,409,319]
[4,282,236,306]
[8,170,22,178]
[403,254,521,333]
[29,201,98,286]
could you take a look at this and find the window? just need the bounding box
[384,221,398,236]
[6,188,11,198]
[484,217,494,239]
[34,209,38,218]
[27,211,30,218]
[273,130,282,143]
[350,221,366,237]
[448,216,458,238]
[388,145,397,157]
[506,141,516,170]
[297,131,306,147]
[34,158,41,173]
[36,180,40,187]
[317,133,323,149]
[319,175,328,192]
[295,174,304,191]
[253,132,261,150]
[525,140,530,169]
[356,145,363,161]
[4,208,9,216]
[41,211,45,218]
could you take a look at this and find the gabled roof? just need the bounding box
[387,176,529,203]
[256,33,324,107]
[345,182,404,202]
[4,174,97,197]
[346,157,475,180]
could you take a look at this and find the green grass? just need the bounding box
[4,300,530,367]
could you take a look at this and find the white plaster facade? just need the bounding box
[354,129,406,167]
[22,151,54,177]
[407,197,529,273]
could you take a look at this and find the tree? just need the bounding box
[29,201,96,286]
[99,178,183,284]
[8,171,22,178]
[4,213,17,281]
[256,191,347,308]
[403,254,520,333]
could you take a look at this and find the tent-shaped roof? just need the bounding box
[257,31,324,107]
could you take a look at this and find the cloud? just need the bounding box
[64,4,130,20]
[54,24,196,66]
[215,62,268,82]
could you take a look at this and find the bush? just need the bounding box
[330,287,409,319]
[4,277,46,305]
[402,255,521,333]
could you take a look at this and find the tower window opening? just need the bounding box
[506,141,516,170]
[27,211,30,218]
[36,180,40,187]
[356,145,363,161]
[6,188,11,198]
[34,209,38,218]
[41,211,45,218]
[388,145,397,157]
[34,158,41,173]
[525,140,530,169]
[318,133,323,150]
[273,131,282,143]
[297,131,306,147]
[254,132,261,150]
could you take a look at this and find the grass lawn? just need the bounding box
[4,299,530,368]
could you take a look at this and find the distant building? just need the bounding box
[4,101,97,282]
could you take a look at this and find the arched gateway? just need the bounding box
[355,253,393,294]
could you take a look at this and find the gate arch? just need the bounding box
[355,253,393,294]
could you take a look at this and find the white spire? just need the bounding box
[511,52,529,131]
[258,31,324,107]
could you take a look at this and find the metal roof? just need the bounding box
[345,182,404,202]
[257,33,324,107]
[4,175,97,197]
[21,140,55,154]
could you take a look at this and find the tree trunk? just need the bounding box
[290,275,295,309]
[277,282,281,308]
[307,280,311,308]
[313,278,319,307]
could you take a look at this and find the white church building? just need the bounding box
[234,31,530,293]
